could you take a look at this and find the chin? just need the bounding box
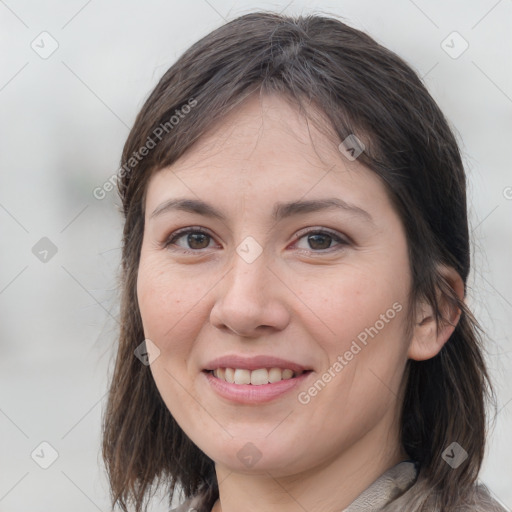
[201,437,311,477]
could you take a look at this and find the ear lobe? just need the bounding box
[408,265,464,361]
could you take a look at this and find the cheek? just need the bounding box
[136,256,206,355]
[136,257,210,420]
[299,263,410,407]
[303,264,408,344]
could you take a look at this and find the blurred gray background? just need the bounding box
[0,0,511,510]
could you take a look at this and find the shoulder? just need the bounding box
[170,493,208,512]
[384,477,509,511]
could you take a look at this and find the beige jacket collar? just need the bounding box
[173,461,418,512]
[343,461,418,511]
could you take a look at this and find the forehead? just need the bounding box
[144,93,388,216]
[172,93,341,171]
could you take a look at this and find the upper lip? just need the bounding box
[203,355,310,373]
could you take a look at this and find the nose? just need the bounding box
[209,249,291,338]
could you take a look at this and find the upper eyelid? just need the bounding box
[293,226,349,241]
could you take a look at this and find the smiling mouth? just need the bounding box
[204,368,312,385]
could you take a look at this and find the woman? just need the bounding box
[101,11,507,512]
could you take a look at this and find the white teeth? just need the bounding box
[224,368,235,383]
[268,367,283,383]
[234,369,251,385]
[282,369,294,379]
[250,368,268,385]
[212,367,300,385]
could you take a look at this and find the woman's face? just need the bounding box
[137,93,413,477]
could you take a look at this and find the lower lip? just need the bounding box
[202,370,312,404]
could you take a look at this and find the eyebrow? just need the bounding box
[150,197,374,224]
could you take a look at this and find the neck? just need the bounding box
[211,424,408,512]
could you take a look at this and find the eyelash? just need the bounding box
[162,226,350,255]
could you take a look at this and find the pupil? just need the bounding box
[188,233,209,249]
[309,234,331,250]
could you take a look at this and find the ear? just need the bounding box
[407,265,464,361]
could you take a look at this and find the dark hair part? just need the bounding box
[102,11,495,512]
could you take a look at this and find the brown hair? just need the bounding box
[102,11,497,512]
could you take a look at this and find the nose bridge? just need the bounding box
[210,241,290,335]
[225,242,271,304]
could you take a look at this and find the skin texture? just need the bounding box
[136,93,462,512]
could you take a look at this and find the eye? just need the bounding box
[292,228,349,252]
[163,227,217,253]
[162,226,349,254]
